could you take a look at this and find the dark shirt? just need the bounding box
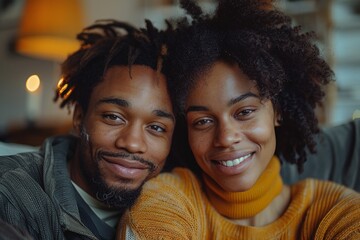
[281,119,360,191]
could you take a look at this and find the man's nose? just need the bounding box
[115,123,147,153]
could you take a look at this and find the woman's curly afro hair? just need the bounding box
[164,0,334,172]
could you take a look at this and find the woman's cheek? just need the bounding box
[189,132,207,157]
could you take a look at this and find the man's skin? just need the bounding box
[69,65,175,208]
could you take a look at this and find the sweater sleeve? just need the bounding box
[314,188,360,239]
[117,169,206,240]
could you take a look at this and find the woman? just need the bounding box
[118,0,360,239]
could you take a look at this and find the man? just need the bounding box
[0,20,175,239]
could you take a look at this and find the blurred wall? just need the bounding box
[0,0,359,140]
[0,0,186,136]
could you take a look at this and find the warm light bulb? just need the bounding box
[26,75,41,92]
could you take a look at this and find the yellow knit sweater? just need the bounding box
[118,157,360,240]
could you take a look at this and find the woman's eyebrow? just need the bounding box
[185,93,259,113]
[228,92,259,107]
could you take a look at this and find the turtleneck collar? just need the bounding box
[203,156,283,219]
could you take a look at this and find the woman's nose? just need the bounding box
[213,121,242,148]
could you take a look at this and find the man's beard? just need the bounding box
[90,170,142,209]
[79,126,147,210]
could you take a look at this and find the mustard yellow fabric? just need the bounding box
[204,157,283,218]
[118,157,360,240]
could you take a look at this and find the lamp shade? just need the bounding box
[16,0,85,61]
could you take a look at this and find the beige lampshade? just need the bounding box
[16,0,85,61]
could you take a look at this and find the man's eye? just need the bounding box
[148,125,166,133]
[104,114,118,120]
[102,114,125,124]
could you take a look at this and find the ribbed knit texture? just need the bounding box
[204,156,282,218]
[119,157,360,240]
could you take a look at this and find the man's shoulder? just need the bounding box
[0,135,76,166]
[0,136,79,239]
[0,135,74,189]
[0,150,43,173]
[0,151,45,195]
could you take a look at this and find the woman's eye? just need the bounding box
[192,118,213,129]
[196,119,212,125]
[235,109,255,119]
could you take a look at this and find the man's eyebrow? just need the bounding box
[153,110,175,122]
[97,97,129,107]
[228,92,259,107]
[97,97,174,122]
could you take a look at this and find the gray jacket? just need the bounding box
[281,119,360,191]
[0,136,113,240]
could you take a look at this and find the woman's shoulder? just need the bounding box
[290,179,360,239]
[290,178,360,209]
[292,178,359,199]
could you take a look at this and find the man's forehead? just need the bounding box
[95,96,174,122]
[101,65,166,88]
[88,64,170,105]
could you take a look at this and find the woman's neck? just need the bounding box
[203,156,290,226]
[231,185,290,226]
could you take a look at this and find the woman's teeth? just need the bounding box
[219,153,252,167]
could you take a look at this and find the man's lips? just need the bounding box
[101,156,150,180]
[98,151,155,180]
[102,155,150,170]
[98,150,155,170]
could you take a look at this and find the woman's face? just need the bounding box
[185,61,279,192]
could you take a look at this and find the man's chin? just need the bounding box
[95,184,143,209]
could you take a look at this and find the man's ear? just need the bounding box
[73,104,84,137]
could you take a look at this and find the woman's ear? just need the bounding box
[72,104,84,137]
[274,111,281,127]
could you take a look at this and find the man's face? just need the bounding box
[72,65,175,208]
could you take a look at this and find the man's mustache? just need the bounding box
[97,150,156,172]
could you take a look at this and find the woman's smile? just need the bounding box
[186,61,278,192]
